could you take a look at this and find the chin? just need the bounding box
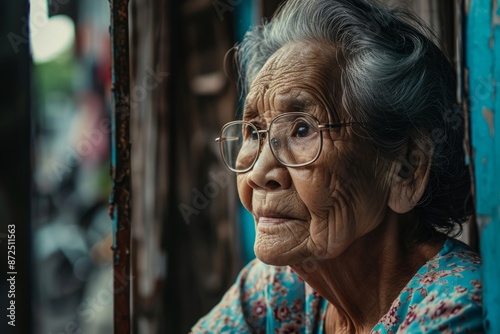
[254,243,307,266]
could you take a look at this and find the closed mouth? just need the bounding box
[257,212,296,224]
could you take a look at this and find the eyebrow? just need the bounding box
[286,95,341,121]
[243,95,315,116]
[280,97,313,112]
[241,108,259,120]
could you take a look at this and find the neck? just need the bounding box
[290,211,444,333]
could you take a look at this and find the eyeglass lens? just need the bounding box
[220,114,322,171]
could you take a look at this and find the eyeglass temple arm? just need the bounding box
[215,136,240,142]
[319,122,359,130]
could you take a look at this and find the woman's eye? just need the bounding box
[243,125,259,141]
[250,129,259,141]
[292,122,312,138]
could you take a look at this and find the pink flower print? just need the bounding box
[277,323,300,334]
[426,291,437,303]
[381,307,400,328]
[470,291,482,306]
[420,273,437,285]
[470,280,482,289]
[405,288,414,302]
[251,300,267,318]
[292,312,304,326]
[401,310,417,329]
[437,270,453,278]
[274,302,291,322]
[291,298,303,313]
[431,301,448,320]
[450,304,463,316]
[454,286,468,295]
[417,287,428,297]
[272,277,283,290]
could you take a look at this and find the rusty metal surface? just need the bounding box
[109,0,132,333]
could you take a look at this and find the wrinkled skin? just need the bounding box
[238,41,390,265]
[236,41,443,333]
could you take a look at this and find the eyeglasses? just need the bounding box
[215,112,357,173]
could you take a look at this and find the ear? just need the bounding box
[387,138,433,214]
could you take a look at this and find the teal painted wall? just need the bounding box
[466,0,500,332]
[235,0,258,263]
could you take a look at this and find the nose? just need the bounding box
[246,138,292,190]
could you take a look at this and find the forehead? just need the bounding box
[244,41,341,117]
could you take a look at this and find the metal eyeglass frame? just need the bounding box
[215,112,357,173]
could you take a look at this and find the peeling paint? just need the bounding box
[477,215,492,231]
[482,107,495,136]
[494,0,500,21]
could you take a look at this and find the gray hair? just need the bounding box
[235,0,472,239]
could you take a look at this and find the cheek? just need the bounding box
[323,142,377,199]
[289,166,356,257]
[289,167,337,218]
[237,175,252,213]
[294,143,385,225]
[326,143,391,230]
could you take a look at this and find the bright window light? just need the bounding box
[30,0,76,63]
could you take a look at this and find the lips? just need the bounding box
[255,211,296,225]
[258,216,292,224]
[252,194,306,225]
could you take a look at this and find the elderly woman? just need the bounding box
[192,0,483,332]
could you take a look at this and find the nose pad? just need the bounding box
[255,130,276,161]
[258,130,268,150]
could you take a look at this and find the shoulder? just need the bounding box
[403,238,483,332]
[375,238,483,333]
[417,238,481,292]
[418,238,482,297]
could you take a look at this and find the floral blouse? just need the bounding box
[191,238,483,333]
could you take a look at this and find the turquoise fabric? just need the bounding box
[192,238,483,333]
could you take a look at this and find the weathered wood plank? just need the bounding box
[128,0,239,332]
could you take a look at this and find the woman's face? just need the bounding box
[237,41,392,266]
